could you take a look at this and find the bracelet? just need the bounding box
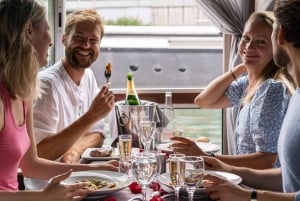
[230,69,237,81]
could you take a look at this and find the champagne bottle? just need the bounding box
[125,72,140,105]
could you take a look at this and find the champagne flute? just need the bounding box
[169,154,185,201]
[132,152,157,201]
[118,134,132,162]
[139,120,156,153]
[180,156,205,201]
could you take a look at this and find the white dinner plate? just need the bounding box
[81,147,120,161]
[81,147,140,161]
[61,170,131,196]
[205,170,242,184]
[156,142,220,154]
[158,170,242,192]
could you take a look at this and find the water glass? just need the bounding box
[132,152,157,201]
[119,159,132,175]
[138,120,156,153]
[180,156,205,201]
[169,154,185,201]
[173,119,185,137]
[160,127,173,143]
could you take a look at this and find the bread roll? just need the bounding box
[195,136,210,143]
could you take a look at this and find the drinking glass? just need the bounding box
[160,126,173,143]
[139,120,156,153]
[169,154,185,201]
[173,119,185,137]
[119,159,132,175]
[180,156,205,201]
[118,134,132,162]
[132,152,157,201]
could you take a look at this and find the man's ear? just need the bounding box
[25,22,33,41]
[62,34,67,46]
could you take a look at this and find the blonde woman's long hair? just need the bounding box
[0,0,45,100]
[242,11,295,104]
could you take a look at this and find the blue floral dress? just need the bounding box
[226,75,290,167]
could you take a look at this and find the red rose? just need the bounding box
[129,182,142,194]
[149,182,160,192]
[104,197,117,201]
[159,188,168,196]
[149,196,164,201]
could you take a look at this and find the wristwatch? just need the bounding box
[250,190,257,201]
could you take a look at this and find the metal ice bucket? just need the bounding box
[112,101,161,148]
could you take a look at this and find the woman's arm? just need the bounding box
[171,137,277,169]
[20,100,118,180]
[215,152,277,169]
[204,157,283,191]
[194,63,247,108]
[0,170,92,201]
[204,173,294,201]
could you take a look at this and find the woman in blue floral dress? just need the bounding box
[171,11,295,169]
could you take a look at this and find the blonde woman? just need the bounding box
[172,11,295,169]
[0,0,117,200]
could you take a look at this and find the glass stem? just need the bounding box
[188,190,194,201]
[145,141,151,152]
[142,186,147,201]
[175,186,180,201]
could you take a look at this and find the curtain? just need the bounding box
[256,0,275,11]
[193,0,273,154]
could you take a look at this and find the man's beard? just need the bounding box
[274,46,290,67]
[66,48,95,69]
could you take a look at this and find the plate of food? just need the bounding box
[158,170,242,192]
[81,147,120,161]
[61,170,131,196]
[156,141,220,154]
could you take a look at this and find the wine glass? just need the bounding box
[132,152,157,201]
[139,120,156,153]
[180,156,205,201]
[169,154,185,201]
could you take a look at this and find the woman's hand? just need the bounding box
[203,156,233,172]
[43,170,92,201]
[170,136,207,156]
[203,173,250,201]
[90,160,119,172]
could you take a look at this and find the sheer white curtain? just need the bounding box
[193,0,273,154]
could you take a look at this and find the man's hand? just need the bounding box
[87,85,115,122]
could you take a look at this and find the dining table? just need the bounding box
[79,157,214,201]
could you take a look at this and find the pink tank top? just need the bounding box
[0,83,30,190]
